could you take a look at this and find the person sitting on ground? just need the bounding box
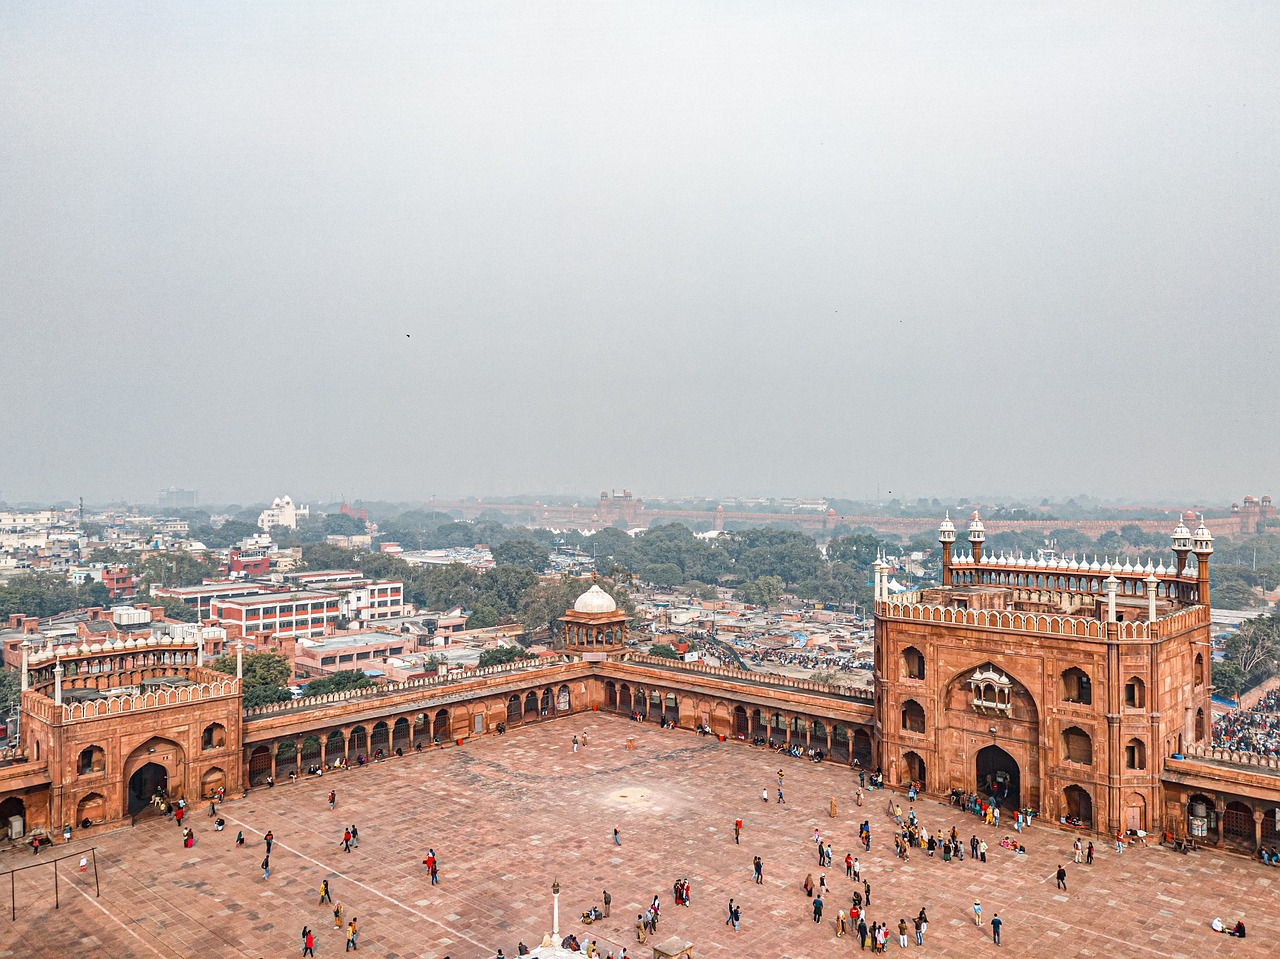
[214,818,225,831]
[1211,917,1226,933]
[1231,920,1246,938]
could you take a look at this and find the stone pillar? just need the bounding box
[270,744,278,781]
[1105,576,1119,623]
[53,661,63,706]
[1255,809,1265,850]
[235,642,244,680]
[1146,573,1158,622]
[20,641,30,692]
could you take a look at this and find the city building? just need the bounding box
[156,488,198,510]
[208,591,341,642]
[256,495,309,531]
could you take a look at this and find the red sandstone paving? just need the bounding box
[0,715,1275,959]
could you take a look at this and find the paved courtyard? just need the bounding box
[0,714,1275,958]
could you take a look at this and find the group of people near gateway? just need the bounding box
[1214,690,1280,757]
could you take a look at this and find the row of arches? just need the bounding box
[504,685,573,724]
[1185,793,1280,851]
[597,680,873,766]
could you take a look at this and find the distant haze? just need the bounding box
[2,3,1278,505]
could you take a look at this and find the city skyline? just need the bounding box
[3,4,1278,504]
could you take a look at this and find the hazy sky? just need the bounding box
[3,3,1278,506]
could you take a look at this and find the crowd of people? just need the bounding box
[1214,690,1280,757]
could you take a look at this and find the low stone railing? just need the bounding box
[1181,741,1280,771]
[243,656,570,719]
[623,652,873,703]
[61,678,240,722]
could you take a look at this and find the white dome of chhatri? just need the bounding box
[573,584,617,614]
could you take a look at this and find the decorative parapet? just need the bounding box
[243,656,570,719]
[623,653,874,703]
[1180,741,1280,772]
[875,600,1209,640]
[60,678,240,723]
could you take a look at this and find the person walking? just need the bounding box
[350,824,359,849]
[603,889,611,918]
[261,855,270,880]
[857,917,868,950]
[778,788,785,804]
[342,828,352,853]
[845,853,854,878]
[329,790,337,811]
[345,918,358,951]
[734,818,742,844]
[761,788,769,803]
[1055,865,1067,891]
[753,856,763,884]
[264,830,273,855]
[1086,842,1095,865]
[863,879,871,906]
[1115,832,1124,853]
[573,735,579,753]
[319,879,332,905]
[730,904,740,932]
[334,903,343,928]
[613,827,621,846]
[837,910,847,937]
[852,856,861,881]
[302,927,315,957]
[912,913,924,946]
[635,915,647,944]
[724,898,734,926]
[991,913,1002,945]
[973,900,983,926]
[812,895,823,924]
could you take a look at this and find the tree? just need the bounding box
[466,604,500,630]
[639,563,684,587]
[323,513,366,537]
[210,651,292,707]
[0,575,109,620]
[1223,615,1280,683]
[1211,658,1246,701]
[155,597,198,623]
[735,576,785,609]
[648,643,681,660]
[477,645,536,668]
[303,670,373,697]
[491,539,549,572]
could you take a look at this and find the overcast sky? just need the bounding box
[2,3,1277,507]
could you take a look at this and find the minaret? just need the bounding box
[53,659,64,707]
[967,511,986,565]
[1104,575,1119,623]
[20,641,30,692]
[1145,572,1159,622]
[1191,518,1214,606]
[938,512,956,586]
[1171,517,1192,577]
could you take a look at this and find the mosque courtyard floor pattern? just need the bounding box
[0,714,1275,958]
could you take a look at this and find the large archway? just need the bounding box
[976,744,1020,808]
[128,763,168,815]
[940,662,1041,811]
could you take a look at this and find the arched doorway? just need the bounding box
[75,793,105,828]
[605,681,617,709]
[619,684,632,712]
[1223,800,1254,849]
[733,705,748,737]
[0,797,25,834]
[1124,792,1147,832]
[249,745,272,784]
[557,685,571,711]
[902,751,926,789]
[128,763,168,815]
[507,695,522,725]
[1063,785,1092,827]
[852,728,873,767]
[524,691,538,720]
[433,709,450,741]
[976,745,1020,808]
